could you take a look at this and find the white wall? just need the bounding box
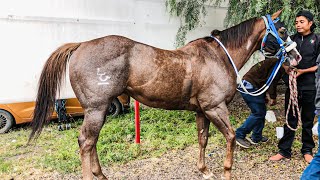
[0,0,228,103]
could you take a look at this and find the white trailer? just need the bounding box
[0,0,227,104]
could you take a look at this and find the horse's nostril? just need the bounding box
[296,54,302,62]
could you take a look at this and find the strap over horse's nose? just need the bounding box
[260,14,290,59]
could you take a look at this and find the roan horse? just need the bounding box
[29,10,301,179]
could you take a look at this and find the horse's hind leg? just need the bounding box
[203,103,235,180]
[196,112,214,179]
[78,107,108,180]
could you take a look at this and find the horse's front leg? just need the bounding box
[204,103,235,180]
[78,108,107,180]
[196,112,214,179]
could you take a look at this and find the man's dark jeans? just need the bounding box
[236,88,266,142]
[278,89,316,158]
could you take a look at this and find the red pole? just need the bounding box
[134,100,140,144]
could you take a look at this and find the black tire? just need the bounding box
[107,98,123,117]
[0,109,14,134]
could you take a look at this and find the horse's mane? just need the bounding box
[190,17,259,49]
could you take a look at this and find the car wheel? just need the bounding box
[0,110,14,134]
[107,99,123,117]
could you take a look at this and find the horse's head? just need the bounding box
[260,11,302,67]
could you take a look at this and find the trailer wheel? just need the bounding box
[0,110,14,134]
[107,99,123,117]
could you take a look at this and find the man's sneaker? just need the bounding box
[236,138,251,148]
[246,136,269,145]
[260,136,269,143]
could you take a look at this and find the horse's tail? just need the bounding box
[29,43,81,142]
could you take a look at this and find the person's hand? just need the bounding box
[265,94,276,106]
[269,98,277,106]
[283,65,292,75]
[294,69,304,77]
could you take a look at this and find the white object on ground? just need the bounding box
[276,127,284,139]
[312,122,318,136]
[265,110,277,123]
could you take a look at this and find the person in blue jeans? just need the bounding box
[235,19,290,148]
[301,116,320,179]
[235,58,280,148]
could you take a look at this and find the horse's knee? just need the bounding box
[78,137,95,153]
[199,134,208,146]
[226,131,235,143]
[78,135,86,147]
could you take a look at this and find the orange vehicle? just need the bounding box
[0,94,130,133]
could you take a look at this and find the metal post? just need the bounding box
[134,100,140,143]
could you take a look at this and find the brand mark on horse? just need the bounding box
[97,68,111,85]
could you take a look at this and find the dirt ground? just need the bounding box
[28,144,307,180]
[24,85,312,180]
[33,138,307,180]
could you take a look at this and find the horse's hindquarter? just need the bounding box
[69,35,134,108]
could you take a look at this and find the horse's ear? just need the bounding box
[271,9,283,20]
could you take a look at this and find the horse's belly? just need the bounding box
[126,82,198,111]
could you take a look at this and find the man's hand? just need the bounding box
[294,69,304,77]
[269,98,277,106]
[266,94,277,106]
[283,65,292,75]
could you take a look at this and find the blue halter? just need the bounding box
[260,15,286,59]
[210,15,288,96]
[259,15,287,88]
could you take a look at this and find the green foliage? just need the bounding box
[226,0,319,34]
[165,0,222,47]
[166,0,320,47]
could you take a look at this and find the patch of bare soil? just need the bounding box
[44,144,307,180]
[104,146,307,180]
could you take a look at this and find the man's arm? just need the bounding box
[295,66,318,77]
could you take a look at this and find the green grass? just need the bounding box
[0,104,311,179]
[0,108,200,178]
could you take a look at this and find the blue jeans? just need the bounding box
[236,88,266,142]
[301,116,320,180]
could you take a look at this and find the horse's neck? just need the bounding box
[226,22,265,70]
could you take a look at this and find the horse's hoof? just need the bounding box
[203,172,215,179]
[221,174,230,180]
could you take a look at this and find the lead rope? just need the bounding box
[285,70,301,131]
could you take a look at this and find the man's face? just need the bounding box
[295,16,312,35]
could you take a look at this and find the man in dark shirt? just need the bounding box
[270,10,319,163]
